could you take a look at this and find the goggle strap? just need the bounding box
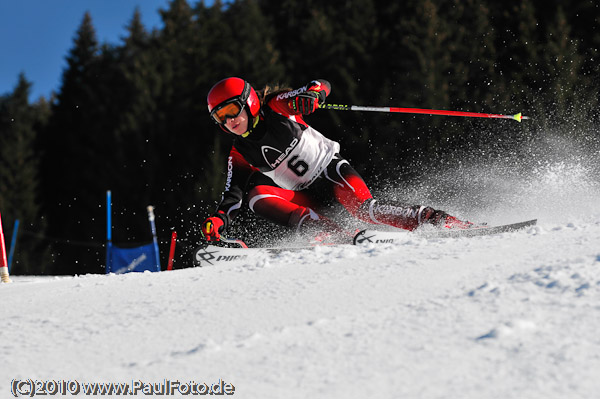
[241,81,251,103]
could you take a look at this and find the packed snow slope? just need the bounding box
[2,130,600,398]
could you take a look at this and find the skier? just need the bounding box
[201,77,473,242]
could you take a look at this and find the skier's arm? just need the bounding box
[268,79,331,116]
[202,147,257,241]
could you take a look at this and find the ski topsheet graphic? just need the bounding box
[354,219,538,245]
[193,219,537,266]
[193,245,313,267]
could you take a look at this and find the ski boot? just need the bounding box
[440,215,476,229]
[421,208,477,230]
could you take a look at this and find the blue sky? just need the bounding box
[0,0,175,101]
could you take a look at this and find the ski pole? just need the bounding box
[146,206,161,272]
[0,211,12,283]
[167,231,177,271]
[8,219,19,272]
[320,103,529,122]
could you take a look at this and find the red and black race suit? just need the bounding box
[215,80,339,220]
[210,80,443,232]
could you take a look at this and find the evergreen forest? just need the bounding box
[1,0,599,274]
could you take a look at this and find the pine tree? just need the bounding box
[258,0,386,176]
[0,74,47,273]
[542,5,588,127]
[391,0,455,161]
[444,0,497,109]
[119,7,160,137]
[319,0,381,176]
[434,0,500,154]
[488,0,541,113]
[151,0,223,245]
[566,0,600,126]
[257,0,320,77]
[40,12,110,273]
[223,0,285,86]
[567,0,600,85]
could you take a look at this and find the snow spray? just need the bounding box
[0,212,13,283]
[376,125,600,226]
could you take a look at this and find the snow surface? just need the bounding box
[2,132,600,398]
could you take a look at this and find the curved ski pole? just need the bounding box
[320,103,529,122]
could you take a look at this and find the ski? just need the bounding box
[193,243,317,267]
[353,219,538,245]
[192,219,537,266]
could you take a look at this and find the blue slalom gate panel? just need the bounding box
[106,242,160,274]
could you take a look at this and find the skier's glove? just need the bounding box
[201,214,226,241]
[291,90,324,115]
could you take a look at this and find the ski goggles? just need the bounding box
[210,98,246,125]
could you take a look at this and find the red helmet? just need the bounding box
[207,77,260,124]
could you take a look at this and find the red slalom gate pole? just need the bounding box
[0,212,12,283]
[167,231,177,271]
[321,104,529,122]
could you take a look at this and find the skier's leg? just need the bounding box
[246,175,341,233]
[356,199,448,231]
[322,157,373,214]
[326,156,472,231]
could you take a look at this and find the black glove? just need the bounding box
[292,91,323,115]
